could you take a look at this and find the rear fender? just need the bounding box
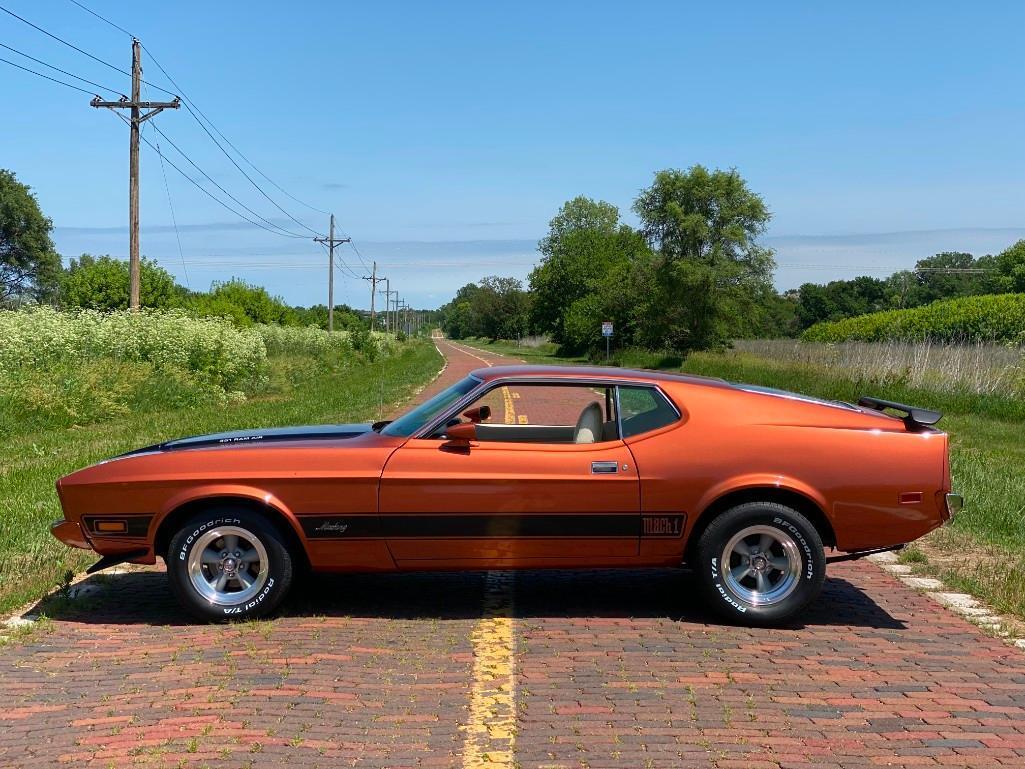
[696,473,828,514]
[693,473,833,533]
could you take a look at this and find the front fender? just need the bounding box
[158,484,305,544]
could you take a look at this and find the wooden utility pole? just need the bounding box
[362,261,386,330]
[397,299,408,336]
[381,283,398,335]
[313,214,350,332]
[379,279,390,332]
[91,39,179,310]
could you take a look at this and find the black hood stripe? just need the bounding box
[118,423,374,456]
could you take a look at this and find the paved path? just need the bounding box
[2,339,1025,769]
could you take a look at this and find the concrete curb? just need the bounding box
[869,551,1025,652]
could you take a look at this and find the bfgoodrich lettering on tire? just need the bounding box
[167,508,293,621]
[695,501,825,625]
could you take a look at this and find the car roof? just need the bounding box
[469,364,732,388]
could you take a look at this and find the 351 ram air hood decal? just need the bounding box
[119,423,375,456]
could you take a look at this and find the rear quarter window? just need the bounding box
[618,386,679,438]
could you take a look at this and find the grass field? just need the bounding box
[463,336,1025,620]
[0,340,442,616]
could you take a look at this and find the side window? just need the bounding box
[436,383,618,444]
[618,386,679,439]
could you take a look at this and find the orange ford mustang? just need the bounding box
[52,365,962,624]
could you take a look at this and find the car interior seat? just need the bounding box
[574,401,604,444]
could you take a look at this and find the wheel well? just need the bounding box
[685,487,836,563]
[154,496,310,570]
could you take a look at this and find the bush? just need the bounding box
[250,323,393,363]
[0,308,408,434]
[60,254,183,310]
[0,306,266,392]
[253,323,352,359]
[802,293,1025,344]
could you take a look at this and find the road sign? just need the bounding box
[601,321,613,337]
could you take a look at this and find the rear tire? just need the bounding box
[167,508,293,622]
[694,502,825,626]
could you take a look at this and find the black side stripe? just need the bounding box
[300,514,685,540]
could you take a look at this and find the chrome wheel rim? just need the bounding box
[187,526,269,606]
[721,525,802,607]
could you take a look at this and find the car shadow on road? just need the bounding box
[27,567,904,631]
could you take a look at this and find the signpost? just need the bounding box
[601,321,613,361]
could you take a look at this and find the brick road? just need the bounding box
[1,338,1024,768]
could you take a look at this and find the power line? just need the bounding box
[0,3,177,96]
[66,0,134,37]
[0,41,126,96]
[109,111,310,240]
[130,43,325,235]
[145,122,190,289]
[318,241,361,280]
[61,0,339,247]
[343,231,372,273]
[138,42,332,218]
[148,119,309,239]
[0,53,113,95]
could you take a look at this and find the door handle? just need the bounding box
[591,461,618,474]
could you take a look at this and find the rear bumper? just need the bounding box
[51,519,91,550]
[943,492,964,524]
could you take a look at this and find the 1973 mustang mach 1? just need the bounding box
[52,365,962,624]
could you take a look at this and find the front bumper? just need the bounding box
[943,492,964,524]
[51,519,91,550]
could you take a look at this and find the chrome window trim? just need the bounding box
[735,385,860,413]
[614,385,625,439]
[413,376,681,440]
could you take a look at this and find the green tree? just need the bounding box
[60,254,182,310]
[529,196,650,347]
[993,240,1025,292]
[911,252,988,303]
[632,166,775,351]
[441,299,475,339]
[291,304,365,331]
[189,279,296,326]
[796,276,890,328]
[439,283,482,339]
[471,276,530,341]
[0,169,61,304]
[559,257,641,351]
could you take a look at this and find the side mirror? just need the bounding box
[444,421,477,446]
[462,405,491,423]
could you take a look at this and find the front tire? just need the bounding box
[694,502,825,625]
[167,509,293,621]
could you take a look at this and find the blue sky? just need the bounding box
[2,1,1023,308]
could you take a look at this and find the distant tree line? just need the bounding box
[791,246,1025,331]
[59,254,368,330]
[441,166,787,354]
[438,165,1025,354]
[0,167,438,332]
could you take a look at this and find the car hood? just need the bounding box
[118,423,376,456]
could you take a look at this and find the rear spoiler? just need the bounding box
[857,396,942,429]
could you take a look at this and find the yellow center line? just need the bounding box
[502,386,516,424]
[461,571,516,768]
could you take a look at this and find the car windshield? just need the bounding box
[380,376,481,437]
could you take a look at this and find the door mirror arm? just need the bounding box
[443,421,477,449]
